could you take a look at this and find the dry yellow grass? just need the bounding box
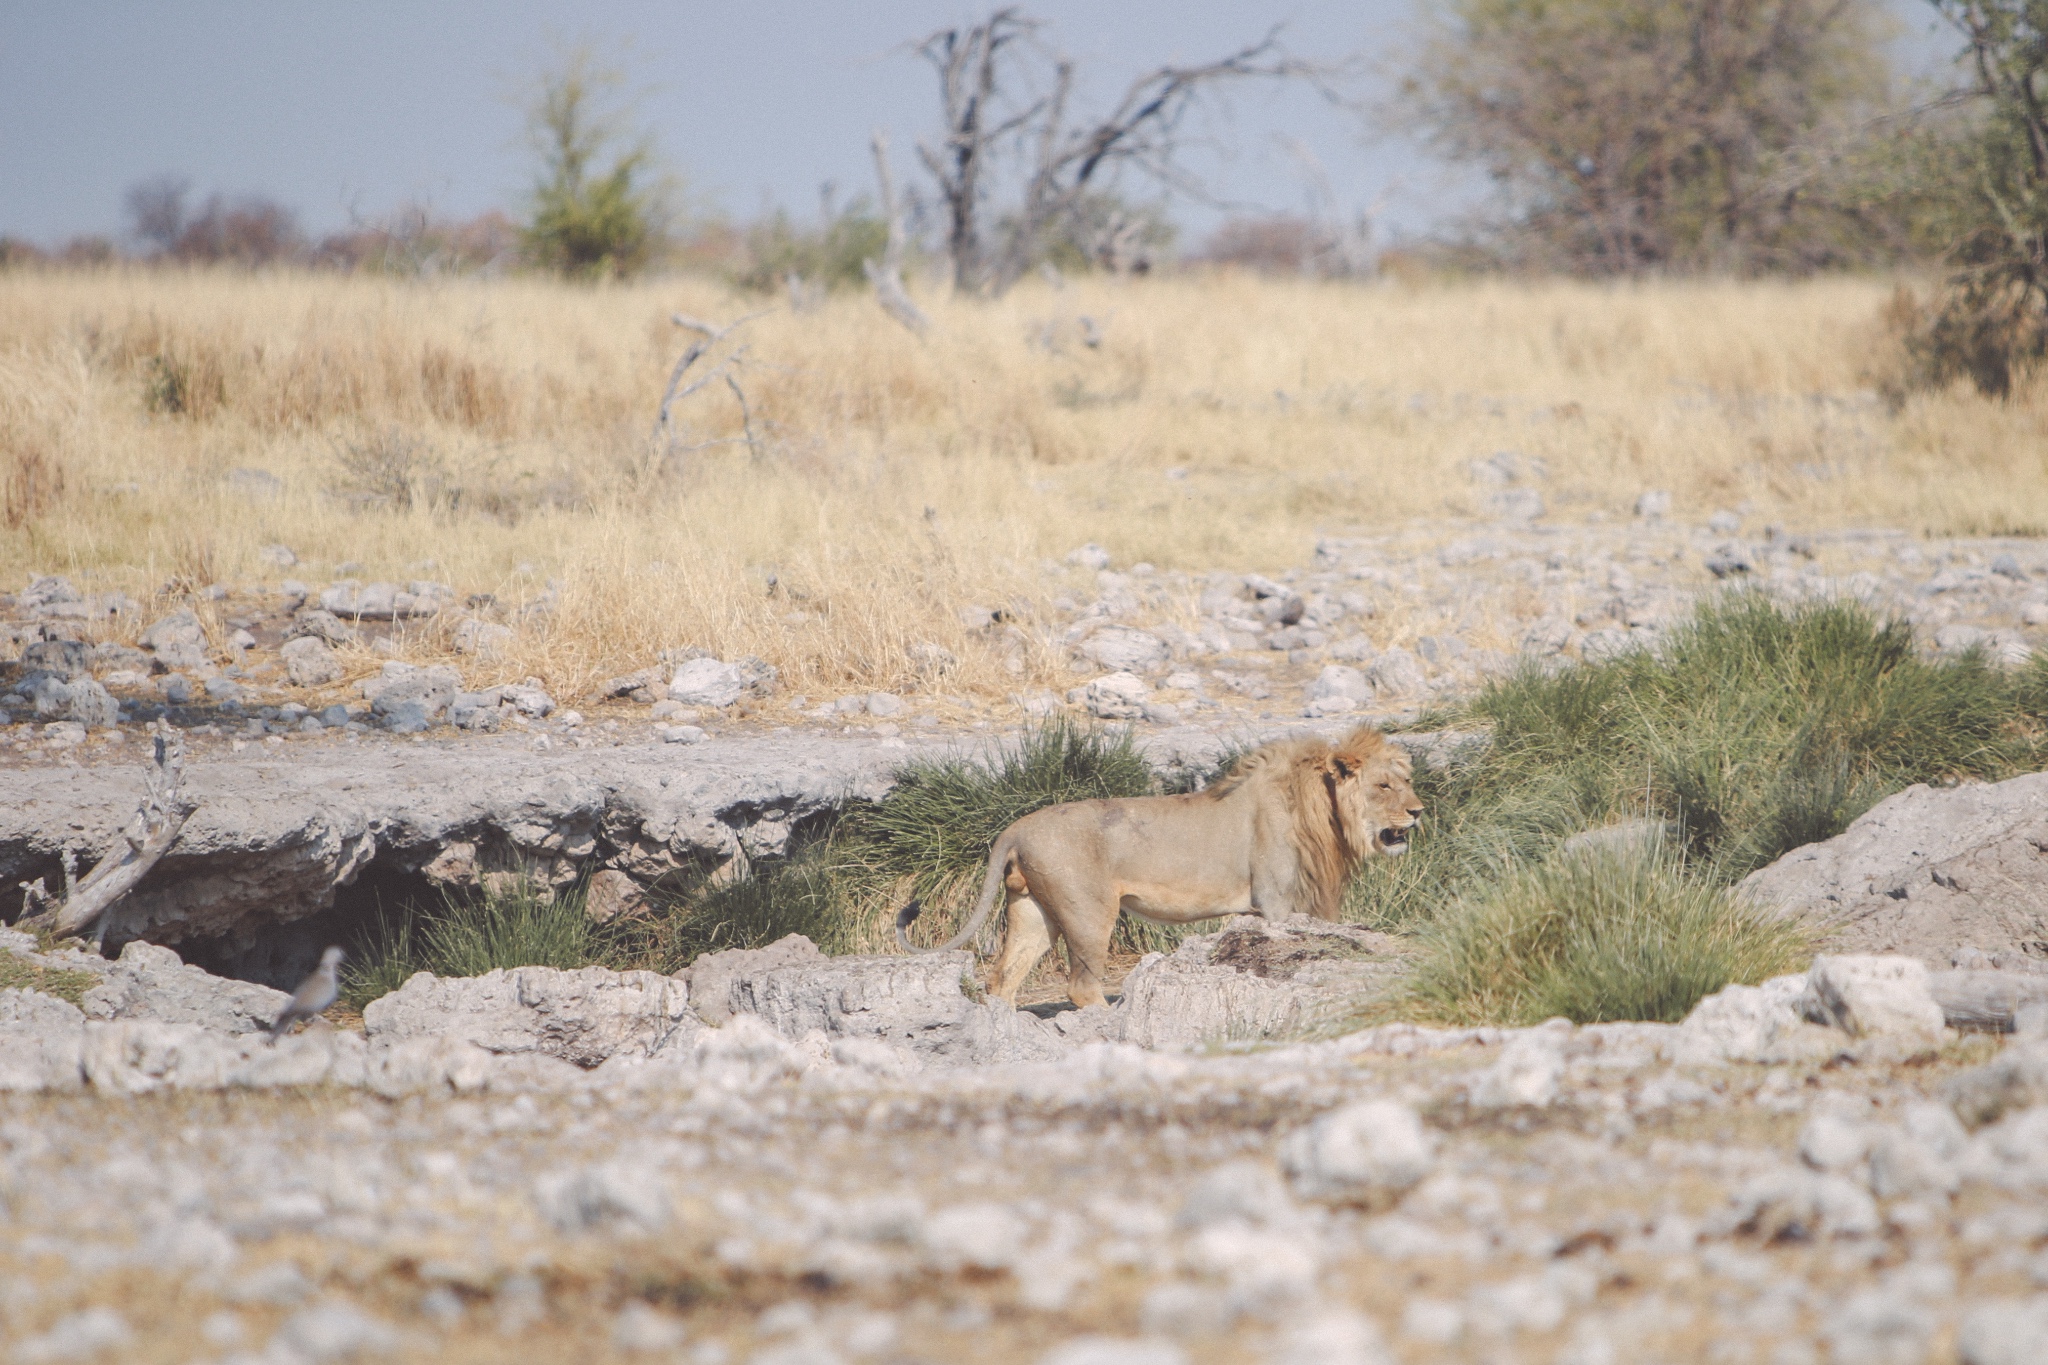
[3,265,2042,702]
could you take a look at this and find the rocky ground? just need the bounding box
[3,923,2048,1365]
[7,513,2047,772]
[9,512,2048,1363]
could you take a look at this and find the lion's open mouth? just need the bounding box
[1378,827,1411,853]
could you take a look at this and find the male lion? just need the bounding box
[895,725,1422,1008]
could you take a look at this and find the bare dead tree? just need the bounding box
[19,722,197,946]
[916,8,1045,294]
[908,10,1319,296]
[864,131,934,336]
[653,310,769,458]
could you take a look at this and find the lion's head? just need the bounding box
[1326,726,1423,859]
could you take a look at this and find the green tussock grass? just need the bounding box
[635,852,847,966]
[1357,591,2048,1025]
[1401,847,1815,1026]
[1348,592,2048,933]
[342,875,620,1009]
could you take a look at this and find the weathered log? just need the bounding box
[22,721,197,943]
[1929,969,2048,1033]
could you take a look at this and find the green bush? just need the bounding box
[635,851,846,967]
[734,206,890,293]
[1402,848,1814,1026]
[518,48,663,279]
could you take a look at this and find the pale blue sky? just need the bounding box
[0,1,1959,249]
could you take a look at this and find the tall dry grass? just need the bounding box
[1,264,2040,701]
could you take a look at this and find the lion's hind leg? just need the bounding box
[989,891,1053,1005]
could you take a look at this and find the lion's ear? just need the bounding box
[1331,755,1356,779]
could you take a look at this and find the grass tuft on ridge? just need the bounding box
[342,875,615,1009]
[1402,847,1814,1027]
[1348,592,2048,933]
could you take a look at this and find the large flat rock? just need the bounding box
[1743,772,2048,971]
[0,732,916,948]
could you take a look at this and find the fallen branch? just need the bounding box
[653,309,770,446]
[21,721,197,944]
[864,130,933,338]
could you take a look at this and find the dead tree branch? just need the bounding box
[864,130,934,336]
[653,309,770,452]
[905,10,1320,295]
[998,26,1308,291]
[21,721,197,945]
[916,7,1045,293]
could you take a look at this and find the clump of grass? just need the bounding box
[0,952,98,1007]
[637,851,846,967]
[342,875,615,1008]
[1349,592,2048,934]
[1403,849,1814,1027]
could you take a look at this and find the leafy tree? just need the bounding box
[1901,3,2048,395]
[519,47,664,278]
[1401,0,1904,273]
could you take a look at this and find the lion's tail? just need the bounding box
[895,834,1014,955]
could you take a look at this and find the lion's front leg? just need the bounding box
[1061,912,1113,1010]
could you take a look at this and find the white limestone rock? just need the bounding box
[1467,1026,1570,1108]
[364,1034,496,1097]
[82,940,291,1035]
[1743,771,2048,969]
[1804,954,1948,1050]
[362,964,695,1068]
[281,636,345,687]
[1076,626,1170,674]
[1670,975,1842,1065]
[1280,1099,1435,1205]
[0,988,86,1092]
[1071,671,1151,720]
[668,657,747,707]
[81,1020,238,1095]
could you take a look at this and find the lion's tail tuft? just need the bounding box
[892,898,924,952]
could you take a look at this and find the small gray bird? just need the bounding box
[267,946,344,1043]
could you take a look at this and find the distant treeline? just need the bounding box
[0,181,1361,286]
[14,3,2048,396]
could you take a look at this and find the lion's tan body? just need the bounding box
[898,726,1422,1008]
